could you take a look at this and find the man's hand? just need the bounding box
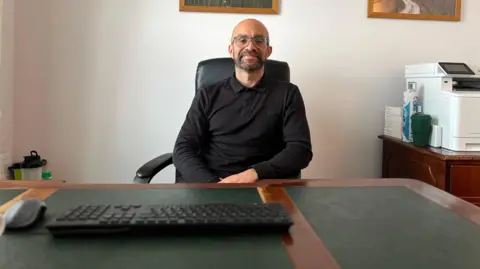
[219,169,258,183]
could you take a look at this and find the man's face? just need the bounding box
[229,34,272,72]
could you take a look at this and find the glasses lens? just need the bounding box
[253,37,267,46]
[234,36,249,47]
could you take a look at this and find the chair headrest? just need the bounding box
[195,58,290,94]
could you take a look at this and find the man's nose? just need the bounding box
[245,40,258,51]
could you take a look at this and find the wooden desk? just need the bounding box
[0,179,66,186]
[2,179,480,269]
[379,135,480,206]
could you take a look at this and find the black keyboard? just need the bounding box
[45,203,293,237]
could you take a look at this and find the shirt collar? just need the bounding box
[229,72,267,93]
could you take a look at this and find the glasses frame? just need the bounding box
[231,35,270,48]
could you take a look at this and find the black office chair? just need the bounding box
[133,57,291,184]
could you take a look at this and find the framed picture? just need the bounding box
[367,0,461,21]
[179,0,279,14]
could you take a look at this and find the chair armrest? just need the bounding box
[133,153,173,184]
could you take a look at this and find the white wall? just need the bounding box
[0,0,14,155]
[11,0,480,183]
[13,0,49,165]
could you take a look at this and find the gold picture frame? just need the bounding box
[179,0,279,14]
[367,0,461,21]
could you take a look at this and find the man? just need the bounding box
[173,18,312,183]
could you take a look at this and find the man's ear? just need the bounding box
[228,44,233,57]
[266,46,273,59]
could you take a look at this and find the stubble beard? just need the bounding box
[234,51,264,73]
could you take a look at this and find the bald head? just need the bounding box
[228,19,272,73]
[231,19,270,43]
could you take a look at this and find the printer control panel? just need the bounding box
[439,62,476,75]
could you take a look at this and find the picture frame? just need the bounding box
[179,0,279,14]
[367,0,461,21]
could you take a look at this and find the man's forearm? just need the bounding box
[251,85,312,180]
[173,144,218,183]
[251,142,312,179]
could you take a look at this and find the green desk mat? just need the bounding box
[0,189,24,205]
[1,188,292,269]
[287,186,480,269]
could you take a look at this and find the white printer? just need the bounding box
[405,62,480,151]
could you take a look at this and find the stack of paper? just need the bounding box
[384,106,402,139]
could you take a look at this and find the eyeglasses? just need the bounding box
[232,35,269,48]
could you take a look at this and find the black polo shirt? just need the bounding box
[173,73,312,183]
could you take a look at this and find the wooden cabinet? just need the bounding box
[379,135,480,206]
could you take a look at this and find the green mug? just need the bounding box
[411,113,432,147]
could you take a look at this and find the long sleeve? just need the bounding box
[173,90,218,183]
[251,86,313,179]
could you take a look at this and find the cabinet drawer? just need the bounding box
[450,165,480,197]
[382,140,446,189]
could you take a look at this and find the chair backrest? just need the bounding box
[175,57,293,182]
[195,57,291,94]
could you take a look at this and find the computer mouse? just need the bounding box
[4,198,47,230]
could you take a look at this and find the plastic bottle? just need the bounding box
[402,83,419,143]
